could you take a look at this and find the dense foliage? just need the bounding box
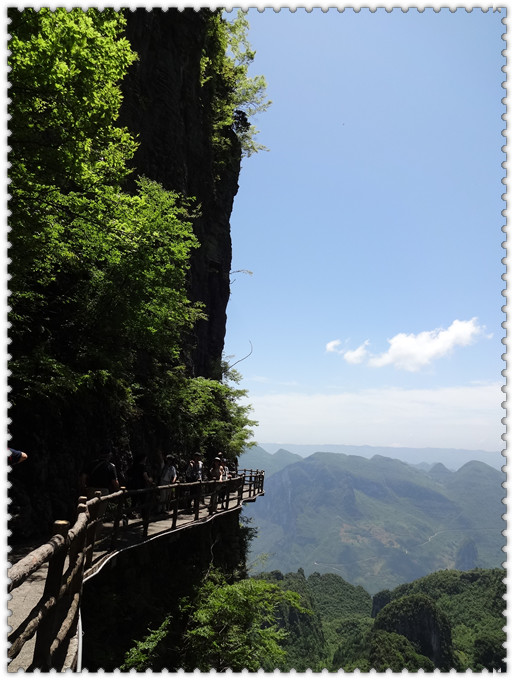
[120,570,305,672]
[253,567,505,672]
[256,568,329,671]
[201,10,270,163]
[8,8,265,536]
[372,568,506,671]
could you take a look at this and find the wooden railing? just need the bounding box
[237,468,265,498]
[7,469,264,672]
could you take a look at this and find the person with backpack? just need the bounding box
[185,452,203,482]
[80,453,119,499]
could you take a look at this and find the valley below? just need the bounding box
[240,446,505,594]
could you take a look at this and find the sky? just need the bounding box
[223,8,506,452]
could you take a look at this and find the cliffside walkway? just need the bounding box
[7,469,264,672]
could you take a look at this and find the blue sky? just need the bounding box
[223,8,505,452]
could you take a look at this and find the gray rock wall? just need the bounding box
[120,8,241,380]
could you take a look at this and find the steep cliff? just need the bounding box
[119,8,241,380]
[81,511,246,671]
[8,9,245,542]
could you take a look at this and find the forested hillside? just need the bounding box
[8,8,266,540]
[256,568,505,671]
[245,452,505,592]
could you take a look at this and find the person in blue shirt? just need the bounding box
[8,448,27,466]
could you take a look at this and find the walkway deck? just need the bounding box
[8,473,264,672]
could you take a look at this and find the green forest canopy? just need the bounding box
[8,9,266,475]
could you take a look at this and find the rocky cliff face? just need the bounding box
[119,8,241,379]
[373,593,454,670]
[9,9,242,543]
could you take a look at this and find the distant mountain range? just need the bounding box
[256,443,505,471]
[239,448,505,594]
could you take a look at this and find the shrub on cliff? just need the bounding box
[201,10,271,163]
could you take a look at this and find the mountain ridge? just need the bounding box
[242,450,505,593]
[254,443,504,471]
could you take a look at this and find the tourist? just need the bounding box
[80,452,119,499]
[209,456,223,481]
[8,448,28,466]
[185,452,203,482]
[184,453,202,513]
[159,454,177,512]
[126,454,154,530]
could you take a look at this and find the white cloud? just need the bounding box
[369,318,485,371]
[343,341,370,365]
[326,338,370,364]
[242,382,503,451]
[326,339,343,354]
[332,318,486,372]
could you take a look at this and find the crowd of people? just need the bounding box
[79,450,236,506]
[9,442,236,525]
[8,442,239,537]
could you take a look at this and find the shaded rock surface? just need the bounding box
[120,8,241,380]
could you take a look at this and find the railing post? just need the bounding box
[171,486,179,529]
[84,492,102,569]
[31,520,69,671]
[68,498,87,567]
[141,488,153,538]
[51,500,87,670]
[209,483,218,516]
[221,480,229,510]
[109,488,126,550]
[237,476,244,505]
[193,483,201,520]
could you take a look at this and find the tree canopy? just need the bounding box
[8,9,262,534]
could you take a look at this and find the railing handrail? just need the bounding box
[7,469,265,672]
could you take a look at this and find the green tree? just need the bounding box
[330,617,374,671]
[374,593,454,670]
[180,571,305,671]
[369,629,435,672]
[8,8,261,536]
[175,365,256,460]
[201,10,271,162]
[120,616,172,672]
[9,9,138,406]
[473,630,506,672]
[256,568,328,671]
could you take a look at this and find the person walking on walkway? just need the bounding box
[80,452,119,499]
[126,454,154,533]
[184,452,202,513]
[159,455,177,512]
[209,456,223,481]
